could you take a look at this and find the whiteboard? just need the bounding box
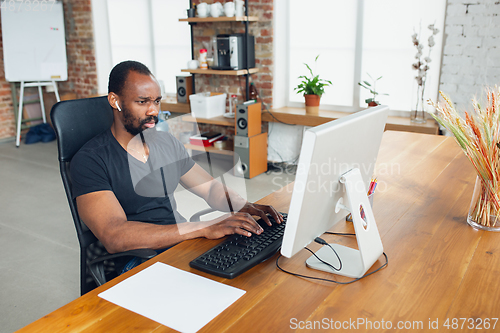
[1,1,68,82]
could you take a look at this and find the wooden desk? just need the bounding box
[19,131,499,332]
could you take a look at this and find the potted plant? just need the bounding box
[358,73,388,106]
[294,55,332,114]
[431,88,500,231]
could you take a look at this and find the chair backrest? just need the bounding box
[51,96,114,163]
[50,96,114,294]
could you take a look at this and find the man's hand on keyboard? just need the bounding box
[202,212,264,239]
[239,203,284,226]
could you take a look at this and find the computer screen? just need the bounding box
[280,105,389,277]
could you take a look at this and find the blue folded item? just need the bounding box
[25,123,56,144]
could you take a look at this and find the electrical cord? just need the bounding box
[269,145,285,162]
[275,233,389,284]
[251,76,299,165]
[266,160,299,175]
[289,155,300,165]
[262,108,294,126]
[248,73,294,126]
[312,237,342,271]
[325,231,356,236]
[251,77,301,165]
[243,75,300,166]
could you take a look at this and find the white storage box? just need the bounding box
[189,92,227,119]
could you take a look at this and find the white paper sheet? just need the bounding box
[98,262,246,333]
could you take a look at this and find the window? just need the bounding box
[288,0,358,108]
[92,0,190,95]
[281,0,446,113]
[151,0,192,95]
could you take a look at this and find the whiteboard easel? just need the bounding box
[1,1,67,82]
[1,1,67,146]
[15,81,61,147]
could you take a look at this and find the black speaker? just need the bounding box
[176,75,192,103]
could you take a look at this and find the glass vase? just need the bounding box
[467,176,500,231]
[410,84,427,123]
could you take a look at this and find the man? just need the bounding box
[71,61,283,265]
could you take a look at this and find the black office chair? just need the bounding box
[51,96,157,295]
[189,208,216,222]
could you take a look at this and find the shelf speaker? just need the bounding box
[235,101,261,137]
[176,75,192,103]
[234,132,268,179]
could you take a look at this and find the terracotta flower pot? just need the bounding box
[368,101,379,107]
[304,94,321,115]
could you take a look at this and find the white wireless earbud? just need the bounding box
[115,101,122,112]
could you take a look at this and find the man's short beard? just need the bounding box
[122,106,158,136]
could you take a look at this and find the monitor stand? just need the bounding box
[305,168,384,278]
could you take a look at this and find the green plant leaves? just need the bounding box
[295,55,332,96]
[305,63,314,78]
[358,72,388,105]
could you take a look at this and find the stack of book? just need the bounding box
[189,131,224,147]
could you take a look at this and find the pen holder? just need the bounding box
[346,193,374,222]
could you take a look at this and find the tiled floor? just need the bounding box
[0,139,295,332]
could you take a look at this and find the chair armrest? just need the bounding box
[189,208,217,222]
[88,248,157,286]
[88,248,157,266]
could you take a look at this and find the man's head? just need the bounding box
[108,60,153,96]
[107,61,162,136]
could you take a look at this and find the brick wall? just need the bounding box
[440,0,500,112]
[0,0,97,141]
[59,0,98,98]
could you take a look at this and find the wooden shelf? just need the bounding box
[179,16,259,23]
[182,115,234,155]
[160,100,191,113]
[181,114,235,127]
[262,107,439,135]
[181,68,259,76]
[184,142,234,156]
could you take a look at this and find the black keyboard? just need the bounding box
[190,213,287,279]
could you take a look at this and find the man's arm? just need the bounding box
[180,164,284,226]
[76,189,266,253]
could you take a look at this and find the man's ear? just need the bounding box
[108,93,120,111]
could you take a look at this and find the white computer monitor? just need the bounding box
[280,105,389,278]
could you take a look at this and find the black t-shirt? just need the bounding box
[70,128,195,225]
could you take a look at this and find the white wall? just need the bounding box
[440,0,500,112]
[272,0,287,109]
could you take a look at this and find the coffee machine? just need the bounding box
[211,33,255,70]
